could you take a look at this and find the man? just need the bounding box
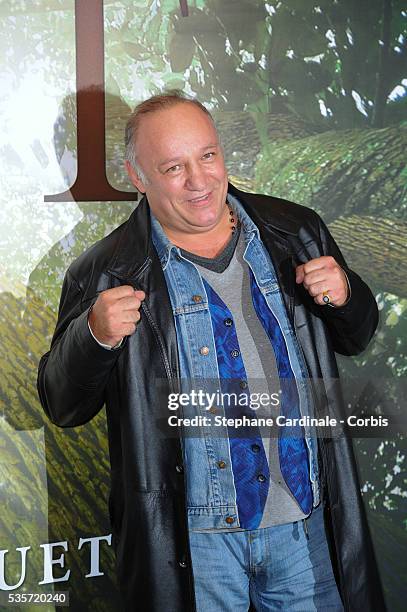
[38,91,385,611]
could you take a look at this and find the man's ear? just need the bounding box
[125,160,146,194]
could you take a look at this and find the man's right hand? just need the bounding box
[88,286,146,348]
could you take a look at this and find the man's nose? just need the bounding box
[185,163,206,190]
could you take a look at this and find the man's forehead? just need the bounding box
[135,103,219,154]
[145,100,212,125]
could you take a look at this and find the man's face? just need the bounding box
[126,102,229,238]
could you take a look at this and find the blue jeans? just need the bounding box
[189,504,343,611]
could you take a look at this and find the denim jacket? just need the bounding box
[151,194,320,530]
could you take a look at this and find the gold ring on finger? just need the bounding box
[322,291,331,305]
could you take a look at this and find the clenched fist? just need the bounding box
[295,256,349,307]
[88,285,145,348]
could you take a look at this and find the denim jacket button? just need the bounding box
[199,346,210,356]
[192,295,203,303]
[225,516,235,525]
[217,460,227,469]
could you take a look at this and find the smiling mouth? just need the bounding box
[187,192,211,204]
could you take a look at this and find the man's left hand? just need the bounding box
[295,256,349,307]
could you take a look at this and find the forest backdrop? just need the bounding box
[0,1,406,610]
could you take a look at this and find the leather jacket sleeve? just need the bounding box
[314,214,379,356]
[37,269,123,427]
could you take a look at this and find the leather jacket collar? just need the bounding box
[106,195,154,281]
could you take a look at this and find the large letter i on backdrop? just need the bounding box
[44,0,138,202]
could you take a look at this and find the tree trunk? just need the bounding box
[372,0,392,128]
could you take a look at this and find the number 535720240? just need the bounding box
[5,591,69,606]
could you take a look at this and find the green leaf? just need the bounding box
[386,311,399,327]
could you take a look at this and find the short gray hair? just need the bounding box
[125,89,215,184]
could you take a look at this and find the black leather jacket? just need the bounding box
[38,184,386,611]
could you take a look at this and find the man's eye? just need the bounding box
[166,165,181,173]
[202,152,215,160]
